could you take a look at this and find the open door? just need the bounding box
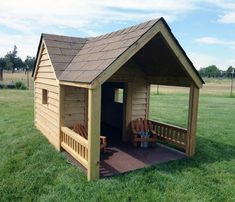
[101,82,126,143]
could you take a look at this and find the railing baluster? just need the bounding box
[85,148,88,160]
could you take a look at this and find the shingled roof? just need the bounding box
[59,19,159,83]
[34,17,204,86]
[34,18,159,82]
[42,34,87,78]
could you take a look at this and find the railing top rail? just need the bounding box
[149,119,187,132]
[61,126,88,148]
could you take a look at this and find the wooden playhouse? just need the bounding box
[32,18,204,181]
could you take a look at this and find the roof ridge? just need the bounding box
[42,33,87,40]
[87,18,160,42]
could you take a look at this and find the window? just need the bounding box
[114,88,124,103]
[42,89,48,104]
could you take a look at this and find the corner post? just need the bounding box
[186,84,199,156]
[87,85,101,181]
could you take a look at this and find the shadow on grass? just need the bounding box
[140,136,235,174]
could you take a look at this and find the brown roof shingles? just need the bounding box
[42,18,160,83]
[43,33,87,77]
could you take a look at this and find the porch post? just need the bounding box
[87,85,101,181]
[123,82,133,142]
[186,84,199,156]
[59,84,65,151]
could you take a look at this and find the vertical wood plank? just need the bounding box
[87,86,101,181]
[186,84,199,156]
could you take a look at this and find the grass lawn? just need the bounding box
[0,89,235,201]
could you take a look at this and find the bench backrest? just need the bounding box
[73,123,88,139]
[131,118,153,133]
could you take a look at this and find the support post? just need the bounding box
[123,82,132,142]
[230,71,234,97]
[87,85,101,181]
[146,83,151,119]
[59,84,65,151]
[186,84,199,156]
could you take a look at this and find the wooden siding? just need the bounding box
[64,86,88,128]
[34,43,60,150]
[131,75,148,120]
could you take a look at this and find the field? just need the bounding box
[0,80,235,201]
[0,71,234,96]
[152,78,234,96]
[0,71,34,90]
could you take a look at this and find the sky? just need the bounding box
[0,0,235,70]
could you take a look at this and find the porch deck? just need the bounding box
[63,141,186,178]
[61,120,188,178]
[101,142,186,177]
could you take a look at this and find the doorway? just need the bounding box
[101,82,126,142]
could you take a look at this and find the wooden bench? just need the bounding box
[73,122,107,152]
[130,118,158,147]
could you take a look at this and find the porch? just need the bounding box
[60,119,188,177]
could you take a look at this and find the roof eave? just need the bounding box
[32,34,43,77]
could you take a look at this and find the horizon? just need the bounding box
[0,0,235,70]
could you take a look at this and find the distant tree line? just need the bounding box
[199,65,234,78]
[0,45,35,73]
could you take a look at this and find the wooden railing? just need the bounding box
[61,126,88,169]
[150,120,187,150]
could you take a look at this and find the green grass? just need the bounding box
[0,90,235,201]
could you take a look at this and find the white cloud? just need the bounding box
[209,0,235,23]
[0,32,38,59]
[0,0,234,59]
[0,0,199,58]
[0,1,198,30]
[188,52,235,69]
[191,0,235,23]
[195,37,222,45]
[218,12,235,23]
[0,0,196,32]
[195,37,235,49]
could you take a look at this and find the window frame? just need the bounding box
[42,89,48,104]
[114,88,124,104]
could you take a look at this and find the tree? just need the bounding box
[24,56,36,71]
[0,57,6,70]
[198,67,206,77]
[199,65,221,77]
[226,66,234,77]
[4,45,25,72]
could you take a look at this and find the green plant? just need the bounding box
[15,81,27,90]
